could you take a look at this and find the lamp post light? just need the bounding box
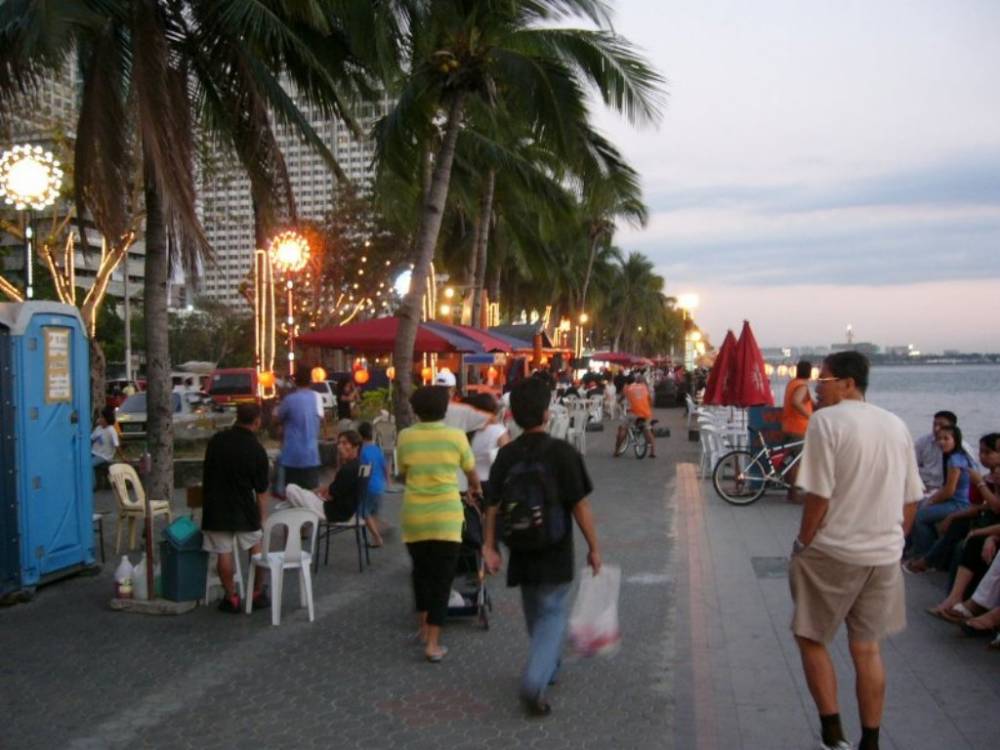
[268,230,310,376]
[676,292,700,371]
[574,312,590,357]
[0,144,64,300]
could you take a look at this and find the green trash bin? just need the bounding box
[160,517,207,602]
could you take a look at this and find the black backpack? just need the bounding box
[499,436,567,550]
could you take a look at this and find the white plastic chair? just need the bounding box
[565,400,590,454]
[698,424,730,478]
[202,535,245,604]
[587,397,603,426]
[108,463,172,553]
[245,508,319,626]
[548,411,570,440]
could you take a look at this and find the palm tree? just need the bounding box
[375,0,663,424]
[577,152,647,314]
[0,1,368,499]
[601,251,666,352]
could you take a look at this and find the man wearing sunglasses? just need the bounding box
[788,351,923,750]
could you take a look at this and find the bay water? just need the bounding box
[771,364,1000,443]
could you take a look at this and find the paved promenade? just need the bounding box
[2,408,998,749]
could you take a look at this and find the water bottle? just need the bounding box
[133,554,148,600]
[114,555,134,599]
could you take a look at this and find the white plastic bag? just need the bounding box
[568,564,622,658]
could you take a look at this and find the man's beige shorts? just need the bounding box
[202,530,263,554]
[789,546,906,644]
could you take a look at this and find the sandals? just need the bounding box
[425,646,448,663]
[960,619,996,637]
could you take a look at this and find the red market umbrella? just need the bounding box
[729,320,773,407]
[297,317,480,354]
[701,329,737,405]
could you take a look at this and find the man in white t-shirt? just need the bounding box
[434,370,489,434]
[790,351,923,750]
[91,406,123,467]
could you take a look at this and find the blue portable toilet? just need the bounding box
[0,302,95,599]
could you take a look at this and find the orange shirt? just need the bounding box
[781,377,813,435]
[624,382,653,420]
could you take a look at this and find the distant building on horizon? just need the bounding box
[832,341,879,357]
[885,344,921,358]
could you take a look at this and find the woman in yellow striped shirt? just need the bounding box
[397,385,482,662]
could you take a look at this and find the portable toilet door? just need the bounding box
[0,314,19,597]
[0,302,95,594]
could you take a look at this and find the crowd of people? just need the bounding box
[196,363,606,717]
[780,358,1000,656]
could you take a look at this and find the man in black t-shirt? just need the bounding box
[315,431,362,522]
[484,378,601,718]
[285,431,365,524]
[202,403,270,613]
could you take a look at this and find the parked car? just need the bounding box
[105,378,142,410]
[207,368,258,407]
[116,391,235,440]
[310,380,337,411]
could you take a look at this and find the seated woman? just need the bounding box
[912,432,1000,574]
[905,425,973,570]
[287,431,363,522]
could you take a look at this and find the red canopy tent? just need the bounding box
[729,320,773,407]
[296,317,479,353]
[590,351,651,367]
[701,329,737,405]
[423,321,512,352]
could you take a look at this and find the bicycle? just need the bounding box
[712,428,804,506]
[614,416,657,459]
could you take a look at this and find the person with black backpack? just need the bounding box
[483,377,601,718]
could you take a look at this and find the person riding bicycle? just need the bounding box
[616,375,656,459]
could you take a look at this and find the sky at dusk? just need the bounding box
[591,0,1000,352]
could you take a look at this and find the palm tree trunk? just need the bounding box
[143,170,174,500]
[612,319,626,352]
[470,168,495,329]
[579,231,600,314]
[465,211,480,287]
[391,93,466,427]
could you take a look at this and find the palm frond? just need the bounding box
[74,21,131,245]
[509,26,665,127]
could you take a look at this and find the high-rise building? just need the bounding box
[195,95,388,309]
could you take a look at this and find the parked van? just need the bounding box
[207,368,259,406]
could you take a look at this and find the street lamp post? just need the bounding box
[676,292,700,371]
[268,230,310,376]
[0,145,64,300]
[574,312,589,358]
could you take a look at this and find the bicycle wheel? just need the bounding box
[633,431,648,459]
[713,450,769,505]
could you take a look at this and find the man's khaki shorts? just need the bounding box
[202,530,263,554]
[789,546,905,644]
